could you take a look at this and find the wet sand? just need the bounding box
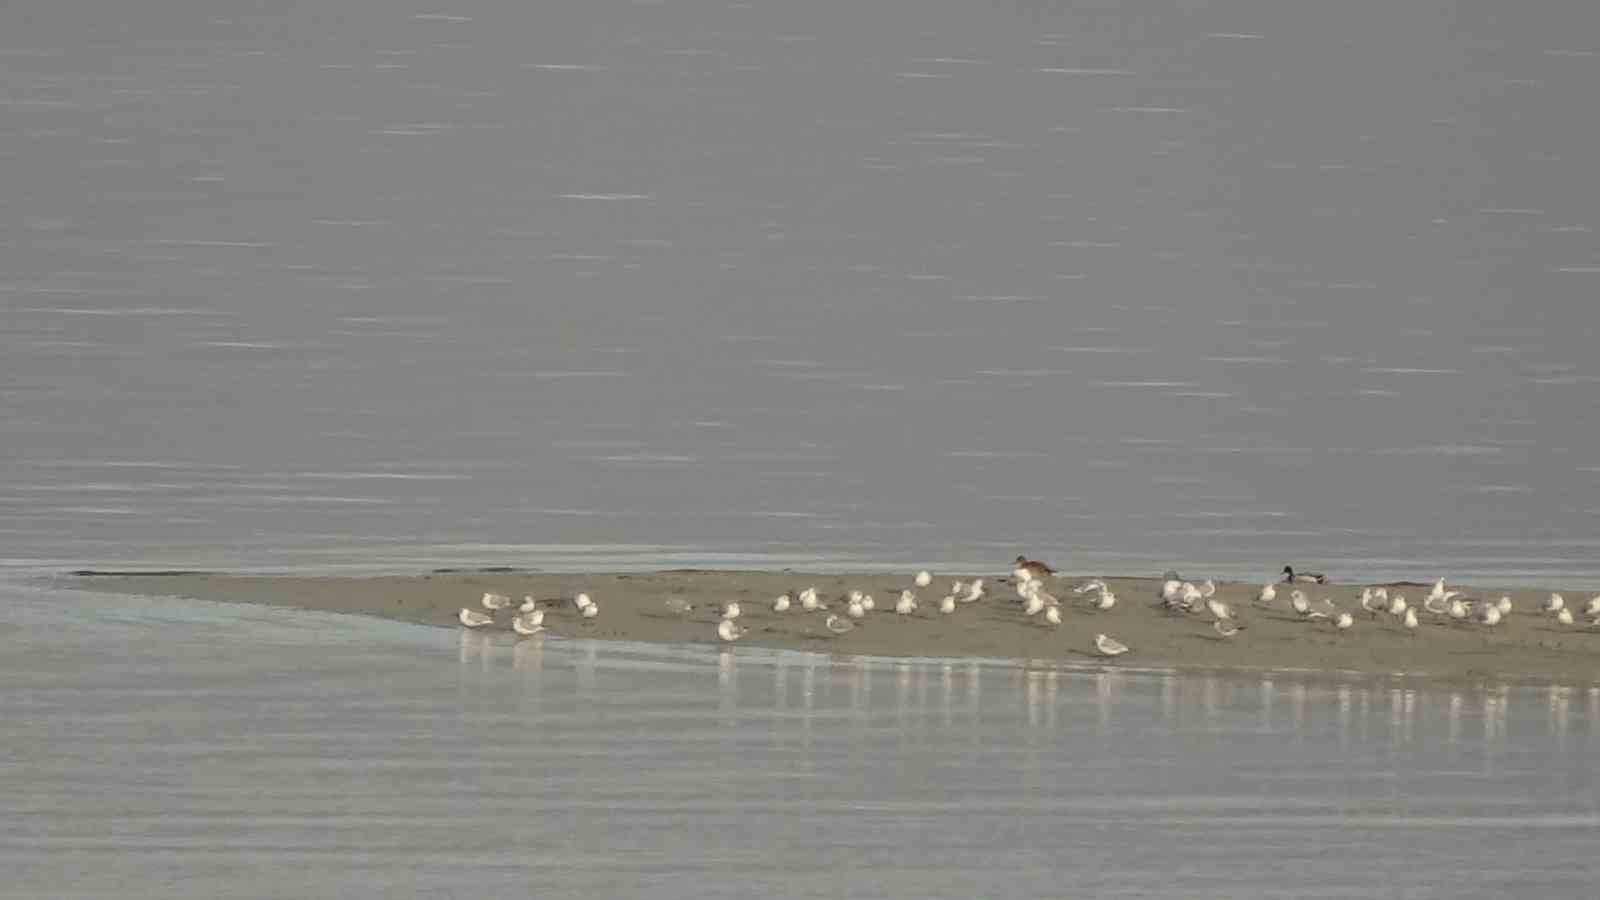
[70,570,1600,684]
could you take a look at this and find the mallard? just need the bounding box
[1281,565,1326,584]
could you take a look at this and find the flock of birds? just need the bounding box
[457,556,1600,659]
[1172,565,1600,636]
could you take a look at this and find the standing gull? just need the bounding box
[717,619,747,642]
[482,592,512,610]
[914,570,933,588]
[1094,633,1130,657]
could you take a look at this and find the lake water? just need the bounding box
[7,5,1600,894]
[5,578,1599,898]
[3,0,1600,585]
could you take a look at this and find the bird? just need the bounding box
[1205,597,1234,623]
[664,596,694,616]
[459,607,494,628]
[721,602,741,621]
[959,579,985,603]
[482,592,512,610]
[1360,588,1385,617]
[1213,620,1241,638]
[1027,581,1062,610]
[1448,599,1470,621]
[1090,589,1116,611]
[895,590,918,615]
[1546,593,1566,613]
[1556,608,1575,626]
[1180,582,1205,608]
[575,592,594,612]
[1334,612,1354,630]
[1256,583,1277,606]
[772,594,792,613]
[1074,579,1108,595]
[861,594,876,612]
[1496,595,1513,616]
[1388,594,1408,617]
[800,587,823,611]
[1014,555,1055,582]
[1199,579,1217,598]
[519,595,539,613]
[1477,603,1502,626]
[1160,579,1184,604]
[1094,633,1130,657]
[1290,590,1311,616]
[512,611,544,636]
[1585,595,1600,617]
[939,595,956,614]
[914,570,933,588]
[717,619,747,642]
[1022,588,1046,617]
[846,597,866,619]
[952,580,968,597]
[1043,605,1062,626]
[1427,579,1448,606]
[1403,607,1418,631]
[824,613,854,634]
[1282,565,1327,584]
[581,602,599,619]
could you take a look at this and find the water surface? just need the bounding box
[3,0,1599,582]
[4,578,1599,898]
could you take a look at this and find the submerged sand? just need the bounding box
[71,570,1600,684]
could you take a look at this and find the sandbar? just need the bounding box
[70,570,1600,684]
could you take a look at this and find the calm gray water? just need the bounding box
[3,0,1600,583]
[7,6,1600,893]
[4,578,1599,898]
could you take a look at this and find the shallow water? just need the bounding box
[5,578,1599,898]
[4,0,1600,583]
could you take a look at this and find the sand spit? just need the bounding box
[70,570,1600,684]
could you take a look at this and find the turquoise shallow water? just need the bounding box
[5,576,1598,898]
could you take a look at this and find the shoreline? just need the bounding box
[64,569,1600,685]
